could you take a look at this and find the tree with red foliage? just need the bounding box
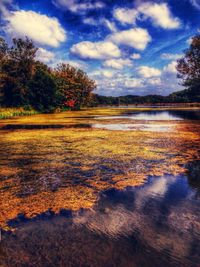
[54,63,96,109]
[64,99,76,108]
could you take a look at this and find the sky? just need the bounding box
[0,0,199,96]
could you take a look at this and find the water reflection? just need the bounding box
[93,123,174,132]
[186,160,200,194]
[1,173,200,267]
[97,110,200,121]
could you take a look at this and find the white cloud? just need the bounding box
[113,7,138,25]
[55,60,88,71]
[5,10,66,47]
[138,2,181,29]
[161,53,182,60]
[70,41,121,60]
[57,60,86,70]
[102,19,117,32]
[163,61,177,73]
[148,77,161,85]
[186,37,193,45]
[83,17,97,25]
[113,2,180,30]
[52,0,105,13]
[124,78,144,88]
[108,28,151,50]
[92,69,115,78]
[69,61,88,70]
[103,58,132,69]
[101,70,115,78]
[83,18,117,32]
[36,48,55,63]
[138,66,161,78]
[95,60,181,96]
[130,53,141,59]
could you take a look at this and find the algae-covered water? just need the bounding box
[0,108,200,267]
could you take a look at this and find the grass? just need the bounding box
[0,107,38,119]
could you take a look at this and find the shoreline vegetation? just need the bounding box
[1,105,200,120]
[0,107,38,119]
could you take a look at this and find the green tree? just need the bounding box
[0,37,97,111]
[1,37,37,106]
[0,38,8,104]
[0,37,8,61]
[28,64,57,112]
[177,35,200,102]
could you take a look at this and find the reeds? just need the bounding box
[0,107,38,119]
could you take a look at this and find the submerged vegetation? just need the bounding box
[0,108,200,230]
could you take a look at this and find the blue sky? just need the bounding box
[0,0,200,96]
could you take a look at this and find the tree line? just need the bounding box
[92,90,199,106]
[1,35,200,111]
[0,37,96,112]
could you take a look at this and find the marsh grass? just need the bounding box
[0,107,38,119]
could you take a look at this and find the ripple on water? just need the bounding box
[1,174,200,267]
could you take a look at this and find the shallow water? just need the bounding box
[93,110,200,131]
[0,108,200,267]
[1,172,200,267]
[96,110,200,121]
[93,123,175,131]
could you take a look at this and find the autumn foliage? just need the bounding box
[0,37,96,112]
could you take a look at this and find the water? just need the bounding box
[93,123,174,131]
[1,173,200,267]
[0,108,200,267]
[93,110,200,131]
[96,110,200,121]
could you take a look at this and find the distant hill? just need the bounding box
[169,87,200,103]
[92,88,200,106]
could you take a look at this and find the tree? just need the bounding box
[0,37,8,61]
[54,63,96,109]
[28,64,57,112]
[177,35,200,101]
[1,37,38,106]
[0,37,97,111]
[0,38,8,104]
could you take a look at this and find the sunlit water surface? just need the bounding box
[96,109,200,121]
[0,109,200,267]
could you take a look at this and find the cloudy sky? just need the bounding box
[0,0,199,96]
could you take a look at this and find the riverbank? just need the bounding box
[1,105,200,121]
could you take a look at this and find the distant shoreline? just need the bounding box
[96,103,200,108]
